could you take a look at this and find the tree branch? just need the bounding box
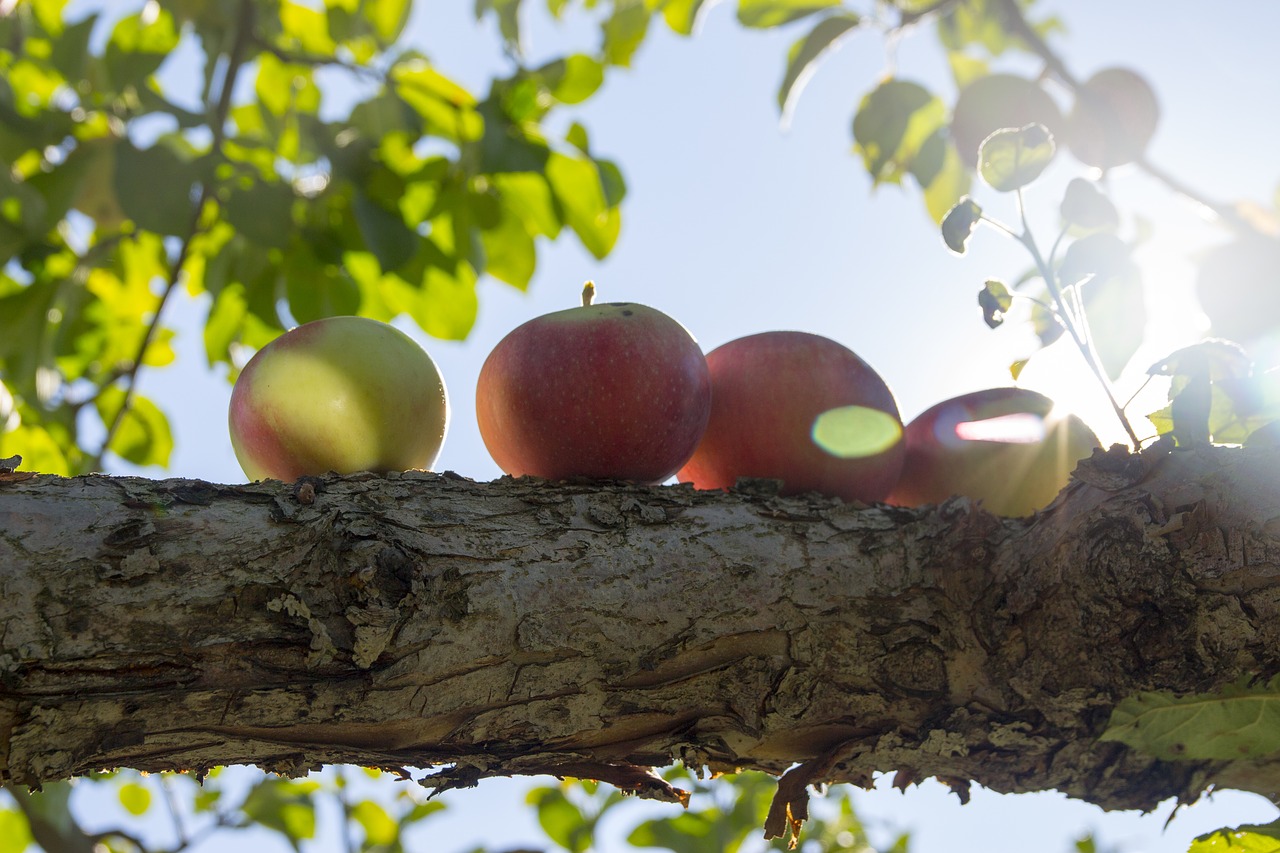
[3,446,1280,823]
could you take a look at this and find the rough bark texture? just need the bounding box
[2,445,1279,823]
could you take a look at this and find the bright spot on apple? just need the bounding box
[953,412,1047,444]
[811,405,903,459]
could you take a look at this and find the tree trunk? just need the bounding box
[2,445,1279,829]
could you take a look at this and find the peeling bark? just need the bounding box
[2,445,1279,821]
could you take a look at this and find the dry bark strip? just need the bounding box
[2,445,1280,829]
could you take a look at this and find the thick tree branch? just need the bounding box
[1,446,1279,820]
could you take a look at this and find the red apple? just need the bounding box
[676,331,905,503]
[476,284,711,482]
[229,316,448,482]
[887,387,1100,517]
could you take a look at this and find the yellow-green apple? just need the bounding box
[1066,67,1159,169]
[676,331,905,503]
[229,316,448,481]
[887,387,1100,517]
[476,283,711,482]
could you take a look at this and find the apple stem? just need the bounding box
[582,281,596,307]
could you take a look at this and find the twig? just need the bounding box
[96,0,256,466]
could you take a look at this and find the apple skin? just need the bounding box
[676,331,905,503]
[886,387,1100,517]
[476,301,711,483]
[229,316,448,482]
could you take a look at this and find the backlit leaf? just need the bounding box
[104,6,179,88]
[355,190,418,272]
[546,152,620,259]
[852,79,946,185]
[95,388,173,468]
[602,0,651,67]
[114,140,199,236]
[1190,821,1280,853]
[538,55,604,104]
[978,123,1055,192]
[941,196,982,255]
[240,778,320,850]
[979,279,1012,328]
[662,0,712,34]
[350,800,398,846]
[1061,177,1119,231]
[778,12,861,127]
[738,0,841,29]
[1101,676,1280,761]
[118,781,153,816]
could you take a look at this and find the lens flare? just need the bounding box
[812,405,903,459]
[953,412,1047,444]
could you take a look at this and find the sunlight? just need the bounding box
[954,412,1047,443]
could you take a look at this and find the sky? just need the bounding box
[41,0,1280,851]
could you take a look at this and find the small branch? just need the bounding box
[96,0,256,466]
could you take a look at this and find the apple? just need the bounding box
[475,283,711,482]
[886,387,1100,517]
[229,316,448,482]
[676,331,905,503]
[1066,67,1159,169]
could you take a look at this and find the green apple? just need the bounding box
[229,316,448,482]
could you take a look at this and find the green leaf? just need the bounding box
[978,123,1056,192]
[1101,676,1280,761]
[355,189,419,272]
[662,0,712,34]
[118,781,153,816]
[239,778,319,851]
[546,153,620,259]
[979,279,1012,328]
[104,6,179,89]
[918,136,971,224]
[285,255,361,323]
[851,79,946,185]
[225,180,296,249]
[1060,177,1119,231]
[778,12,861,126]
[113,140,199,236]
[738,0,841,29]
[204,282,248,368]
[476,0,524,54]
[493,173,560,239]
[363,0,412,43]
[529,787,592,853]
[1191,821,1280,853]
[811,406,902,459]
[603,0,652,67]
[0,807,34,853]
[49,13,97,81]
[351,800,398,847]
[538,55,605,104]
[480,207,537,290]
[95,388,174,468]
[940,196,982,255]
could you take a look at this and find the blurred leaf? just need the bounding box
[738,0,841,28]
[663,0,712,34]
[529,787,592,853]
[940,196,981,255]
[538,55,605,104]
[1060,177,1119,231]
[104,6,179,89]
[0,419,71,475]
[113,140,199,236]
[914,129,971,223]
[225,180,296,249]
[979,279,1012,328]
[355,190,418,272]
[285,254,361,323]
[493,172,560,238]
[778,12,861,126]
[279,1,338,54]
[240,778,320,851]
[852,79,946,185]
[603,0,652,67]
[49,12,96,81]
[480,206,537,289]
[351,800,398,847]
[1062,234,1143,379]
[400,800,446,826]
[204,281,248,367]
[0,807,34,853]
[476,0,524,54]
[364,0,412,43]
[1102,676,1280,761]
[1191,821,1280,853]
[118,781,153,816]
[95,388,173,468]
[546,152,620,259]
[978,123,1055,192]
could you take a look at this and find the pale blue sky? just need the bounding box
[49,0,1280,850]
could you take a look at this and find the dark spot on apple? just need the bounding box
[622,309,634,316]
